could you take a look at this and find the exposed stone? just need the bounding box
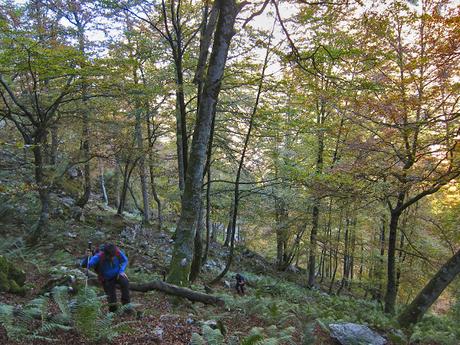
[329,323,387,345]
[67,166,82,179]
[61,196,76,208]
[286,265,300,273]
[153,327,164,340]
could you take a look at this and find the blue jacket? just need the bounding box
[86,249,128,280]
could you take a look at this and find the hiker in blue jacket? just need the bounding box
[84,243,130,312]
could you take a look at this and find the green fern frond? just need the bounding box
[256,338,278,345]
[34,321,72,336]
[190,333,206,345]
[52,286,71,318]
[203,324,224,345]
[242,327,264,345]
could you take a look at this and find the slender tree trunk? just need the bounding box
[117,158,140,215]
[308,105,325,287]
[398,250,460,328]
[76,25,91,208]
[27,142,50,244]
[190,201,205,282]
[146,106,162,229]
[174,57,188,194]
[117,161,130,215]
[167,0,242,286]
[99,159,108,205]
[50,124,58,165]
[114,160,121,209]
[209,23,270,285]
[398,249,460,328]
[149,167,162,229]
[223,202,233,247]
[308,202,320,287]
[338,217,350,295]
[135,109,150,223]
[276,198,289,270]
[329,212,343,294]
[202,166,212,265]
[396,230,406,293]
[128,183,143,213]
[385,209,402,314]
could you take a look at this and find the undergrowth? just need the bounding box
[0,286,135,342]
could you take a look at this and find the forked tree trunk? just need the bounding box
[167,0,243,286]
[398,249,460,328]
[209,25,271,285]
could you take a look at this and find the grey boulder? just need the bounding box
[329,323,386,345]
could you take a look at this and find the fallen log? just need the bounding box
[79,269,223,306]
[129,280,225,306]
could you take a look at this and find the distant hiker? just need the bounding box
[82,243,131,312]
[235,273,246,295]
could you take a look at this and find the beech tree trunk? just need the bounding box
[190,201,205,282]
[167,0,242,286]
[76,24,91,208]
[398,248,460,328]
[307,103,325,288]
[202,166,212,265]
[99,159,108,205]
[385,207,402,314]
[28,142,50,244]
[135,109,150,223]
[209,25,271,285]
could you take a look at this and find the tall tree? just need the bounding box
[167,0,244,285]
[0,4,84,243]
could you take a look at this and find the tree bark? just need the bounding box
[135,108,150,223]
[385,208,402,314]
[190,201,205,282]
[275,198,289,270]
[75,23,91,208]
[99,159,108,205]
[398,248,460,328]
[202,165,212,265]
[146,105,162,229]
[209,22,271,285]
[307,102,325,288]
[27,142,50,244]
[167,0,242,286]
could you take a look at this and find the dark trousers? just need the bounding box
[102,275,130,312]
[236,283,245,295]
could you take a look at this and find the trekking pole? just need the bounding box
[85,241,92,289]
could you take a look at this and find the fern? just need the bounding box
[190,332,206,345]
[0,285,136,342]
[203,324,225,345]
[241,327,264,345]
[52,285,71,321]
[0,304,25,340]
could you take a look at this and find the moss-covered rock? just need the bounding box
[0,255,26,294]
[9,266,26,286]
[0,271,11,291]
[9,280,26,296]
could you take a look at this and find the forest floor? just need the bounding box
[0,147,446,345]
[0,208,326,345]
